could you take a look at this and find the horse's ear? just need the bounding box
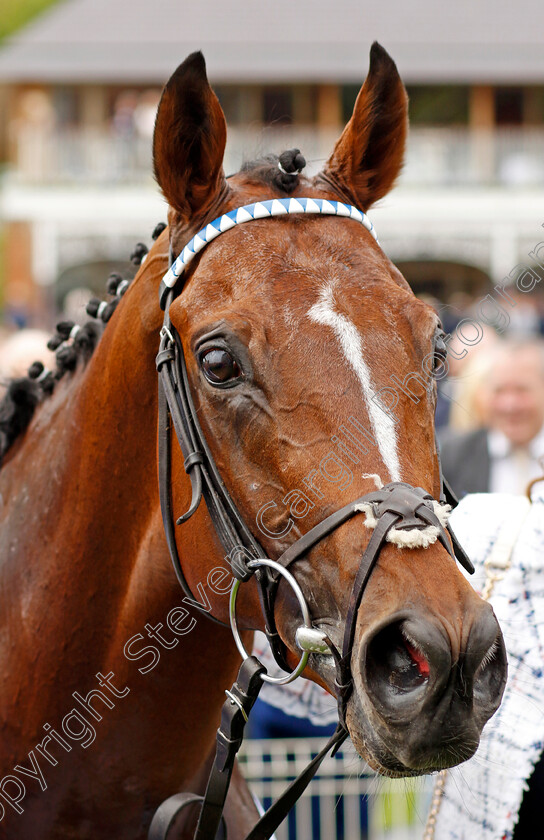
[153,51,228,225]
[318,42,408,210]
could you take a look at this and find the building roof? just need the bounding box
[0,0,544,85]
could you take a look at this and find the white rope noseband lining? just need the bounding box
[162,197,378,290]
[355,500,452,550]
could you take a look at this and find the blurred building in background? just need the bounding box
[0,0,543,325]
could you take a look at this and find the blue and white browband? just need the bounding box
[160,197,378,308]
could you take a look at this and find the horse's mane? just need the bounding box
[0,222,166,467]
[0,150,306,468]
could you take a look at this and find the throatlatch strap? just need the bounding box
[243,723,348,840]
[148,656,348,840]
[148,792,222,840]
[193,657,267,840]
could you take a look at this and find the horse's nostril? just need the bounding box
[375,625,429,691]
[356,610,507,773]
[365,620,438,699]
[363,616,451,713]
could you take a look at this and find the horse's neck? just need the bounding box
[0,244,246,807]
[1,252,176,684]
[0,247,170,652]
[66,253,167,592]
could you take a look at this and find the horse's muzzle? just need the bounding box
[353,606,507,774]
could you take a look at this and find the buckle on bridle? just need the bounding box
[160,325,175,344]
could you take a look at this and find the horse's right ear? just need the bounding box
[317,42,408,210]
[153,52,228,225]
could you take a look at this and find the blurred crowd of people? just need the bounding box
[427,284,544,497]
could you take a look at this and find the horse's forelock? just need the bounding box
[238,153,306,196]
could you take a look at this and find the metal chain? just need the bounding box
[423,769,447,840]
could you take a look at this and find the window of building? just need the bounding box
[405,86,469,125]
[523,87,544,125]
[341,85,360,124]
[263,88,293,125]
[215,87,243,125]
[495,88,523,125]
[53,87,79,127]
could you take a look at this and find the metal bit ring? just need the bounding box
[229,558,311,684]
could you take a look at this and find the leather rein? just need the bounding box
[151,198,473,840]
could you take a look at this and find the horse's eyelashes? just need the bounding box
[200,348,243,386]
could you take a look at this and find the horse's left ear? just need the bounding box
[153,51,229,225]
[318,42,408,210]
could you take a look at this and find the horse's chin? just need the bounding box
[345,701,480,778]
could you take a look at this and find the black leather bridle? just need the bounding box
[152,199,474,840]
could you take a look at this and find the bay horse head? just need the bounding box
[153,45,507,776]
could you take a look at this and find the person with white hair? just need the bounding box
[441,339,544,497]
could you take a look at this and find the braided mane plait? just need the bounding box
[0,221,165,468]
[241,149,306,195]
[0,379,41,459]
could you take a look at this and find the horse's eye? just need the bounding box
[200,348,242,385]
[433,332,448,372]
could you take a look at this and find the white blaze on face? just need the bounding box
[308,283,402,483]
